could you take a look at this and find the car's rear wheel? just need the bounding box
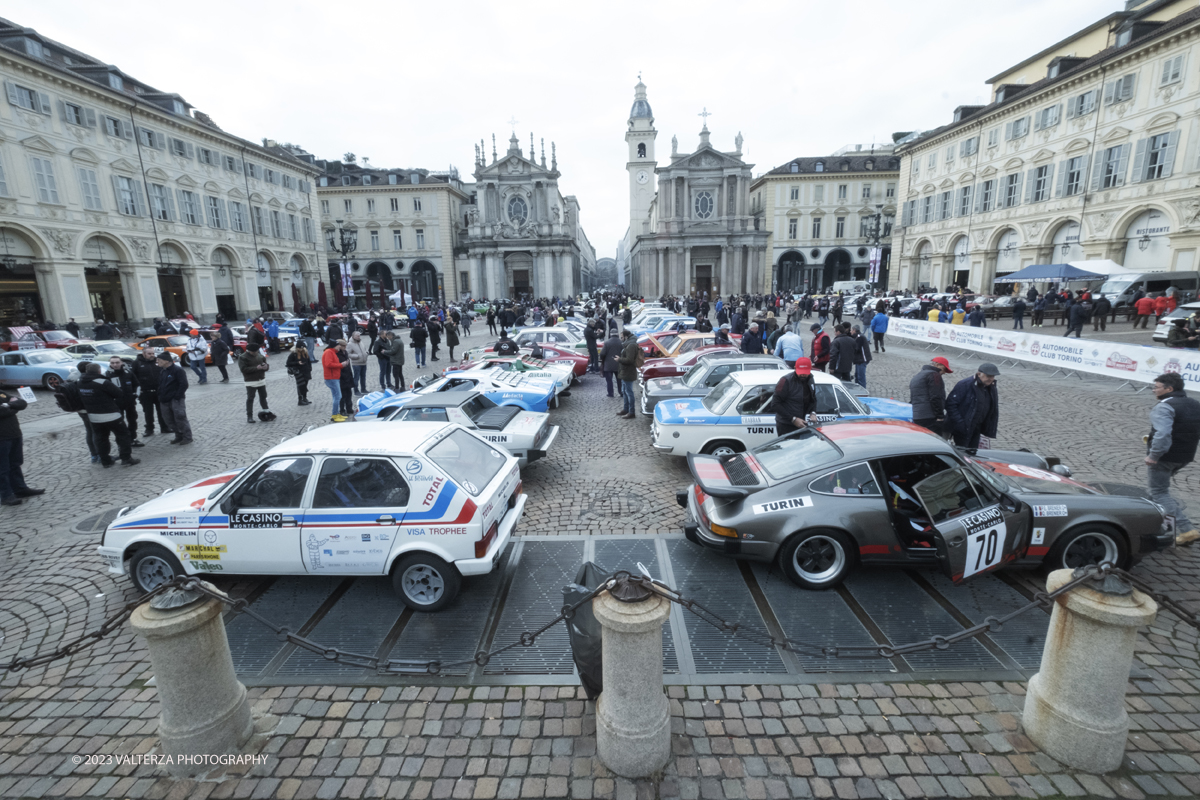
[702,440,744,458]
[41,373,63,391]
[392,553,461,611]
[129,545,186,594]
[779,529,854,590]
[1044,524,1130,572]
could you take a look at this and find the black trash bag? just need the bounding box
[563,561,611,701]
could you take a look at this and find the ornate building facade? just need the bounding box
[894,0,1200,293]
[750,147,899,292]
[0,17,321,326]
[624,79,769,298]
[454,133,595,301]
[316,160,469,305]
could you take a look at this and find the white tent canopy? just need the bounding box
[388,290,413,306]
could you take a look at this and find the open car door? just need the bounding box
[911,456,1029,583]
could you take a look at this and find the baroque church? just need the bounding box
[455,133,594,301]
[624,79,769,298]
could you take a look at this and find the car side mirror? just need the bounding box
[1000,492,1021,514]
[220,496,235,515]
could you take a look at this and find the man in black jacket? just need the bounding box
[106,356,145,448]
[131,347,170,436]
[584,319,601,373]
[828,324,856,381]
[771,358,818,435]
[1145,372,1200,545]
[0,388,42,506]
[909,357,952,434]
[944,362,1000,449]
[157,352,193,445]
[1093,294,1112,332]
[740,322,764,355]
[78,362,140,466]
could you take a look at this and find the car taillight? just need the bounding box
[476,521,499,558]
[693,485,709,526]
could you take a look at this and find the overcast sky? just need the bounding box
[11,0,1112,256]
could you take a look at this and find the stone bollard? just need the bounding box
[593,585,672,778]
[1023,568,1157,773]
[130,582,254,778]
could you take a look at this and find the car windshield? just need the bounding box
[460,394,498,422]
[682,364,710,388]
[672,353,695,366]
[27,351,72,364]
[1099,279,1135,296]
[752,430,842,481]
[166,336,189,346]
[42,331,71,341]
[97,343,134,354]
[425,429,507,496]
[657,335,678,352]
[702,378,742,414]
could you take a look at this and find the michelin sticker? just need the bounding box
[1032,504,1068,517]
[752,496,814,515]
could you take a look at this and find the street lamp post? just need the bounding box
[326,219,357,308]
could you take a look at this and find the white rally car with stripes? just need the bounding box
[97,423,525,611]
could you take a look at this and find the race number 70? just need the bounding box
[964,522,1007,579]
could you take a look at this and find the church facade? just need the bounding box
[454,133,594,301]
[624,79,769,298]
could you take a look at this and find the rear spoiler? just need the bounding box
[686,453,755,499]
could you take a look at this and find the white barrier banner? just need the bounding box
[887,317,1200,390]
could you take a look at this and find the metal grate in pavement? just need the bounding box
[227,577,343,676]
[667,539,786,674]
[845,569,999,671]
[484,541,583,675]
[70,507,123,536]
[276,578,401,675]
[751,564,884,673]
[924,572,1049,670]
[593,539,678,674]
[388,547,515,677]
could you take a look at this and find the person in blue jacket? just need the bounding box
[869,310,889,353]
[944,363,1000,449]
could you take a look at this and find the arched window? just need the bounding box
[815,161,824,173]
[637,143,646,158]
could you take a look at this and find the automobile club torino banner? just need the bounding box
[887,317,1200,390]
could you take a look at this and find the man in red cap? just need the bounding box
[771,357,819,436]
[909,357,952,435]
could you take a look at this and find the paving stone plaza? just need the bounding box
[2,321,1200,800]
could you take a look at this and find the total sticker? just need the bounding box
[1032,527,1046,545]
[1032,504,1068,517]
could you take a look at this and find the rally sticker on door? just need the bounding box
[229,512,284,528]
[1032,505,1068,517]
[961,506,1007,579]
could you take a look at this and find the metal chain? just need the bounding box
[4,564,1197,675]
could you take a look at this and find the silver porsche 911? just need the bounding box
[680,419,1172,590]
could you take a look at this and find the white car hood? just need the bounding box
[108,469,242,531]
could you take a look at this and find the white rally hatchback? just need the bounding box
[97,423,526,611]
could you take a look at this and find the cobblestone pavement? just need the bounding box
[2,321,1199,798]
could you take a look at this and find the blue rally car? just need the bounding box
[357,370,560,420]
[651,368,912,457]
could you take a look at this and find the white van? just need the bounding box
[831,281,871,295]
[1098,271,1200,309]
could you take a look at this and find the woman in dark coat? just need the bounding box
[445,321,460,361]
[209,334,231,383]
[286,344,313,405]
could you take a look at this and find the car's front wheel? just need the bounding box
[128,545,186,594]
[702,440,744,458]
[779,529,854,590]
[1044,525,1130,572]
[392,553,461,611]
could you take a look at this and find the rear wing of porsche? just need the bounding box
[685,453,762,499]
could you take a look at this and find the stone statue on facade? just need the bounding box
[735,132,743,153]
[671,136,678,156]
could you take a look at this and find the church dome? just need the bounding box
[630,79,653,120]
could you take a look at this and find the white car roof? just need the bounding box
[727,368,848,388]
[262,421,452,458]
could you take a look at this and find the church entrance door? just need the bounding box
[512,270,531,300]
[694,265,712,299]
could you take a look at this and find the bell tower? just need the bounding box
[626,76,657,239]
